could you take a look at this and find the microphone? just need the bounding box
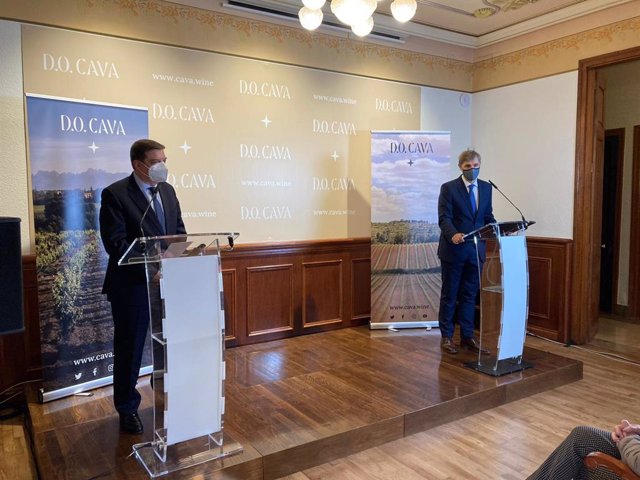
[227,235,235,249]
[488,180,535,228]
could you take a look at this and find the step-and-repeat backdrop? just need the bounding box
[21,24,425,400]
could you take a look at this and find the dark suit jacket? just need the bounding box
[99,174,186,301]
[437,176,495,263]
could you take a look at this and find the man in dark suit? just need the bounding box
[99,139,186,433]
[437,149,495,354]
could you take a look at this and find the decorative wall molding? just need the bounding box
[473,15,640,91]
[221,238,371,346]
[526,237,572,343]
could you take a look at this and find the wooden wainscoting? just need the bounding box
[220,238,371,346]
[526,237,572,343]
[5,237,570,392]
[0,255,41,393]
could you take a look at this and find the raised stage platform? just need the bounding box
[26,327,582,479]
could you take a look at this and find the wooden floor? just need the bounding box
[280,317,640,480]
[19,326,583,480]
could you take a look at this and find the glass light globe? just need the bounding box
[351,16,374,37]
[331,0,376,26]
[390,0,417,23]
[299,7,323,30]
[331,0,352,25]
[302,0,326,9]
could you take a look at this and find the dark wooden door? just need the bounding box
[599,130,623,313]
[588,72,606,338]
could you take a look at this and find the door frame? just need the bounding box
[573,46,640,343]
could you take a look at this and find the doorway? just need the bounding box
[573,46,640,344]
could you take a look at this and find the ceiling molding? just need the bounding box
[474,0,634,47]
[188,0,637,50]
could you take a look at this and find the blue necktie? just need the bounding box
[468,184,477,215]
[149,187,166,235]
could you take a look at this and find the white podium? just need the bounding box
[462,221,534,376]
[118,232,242,477]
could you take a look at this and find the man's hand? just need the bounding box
[451,233,465,245]
[612,420,640,443]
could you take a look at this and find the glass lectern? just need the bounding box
[118,232,242,477]
[462,221,534,376]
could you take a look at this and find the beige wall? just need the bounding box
[2,0,640,252]
[0,20,29,248]
[0,0,638,92]
[0,0,473,92]
[472,72,578,240]
[473,1,640,91]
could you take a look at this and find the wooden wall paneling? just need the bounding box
[0,332,25,393]
[351,257,371,323]
[526,238,572,343]
[527,257,554,329]
[246,264,295,339]
[13,239,573,385]
[222,268,238,345]
[22,255,42,379]
[0,255,41,393]
[302,260,343,329]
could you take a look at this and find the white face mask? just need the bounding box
[147,162,168,183]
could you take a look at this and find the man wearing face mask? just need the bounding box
[437,149,495,355]
[99,139,186,434]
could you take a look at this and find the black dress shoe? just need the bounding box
[460,337,490,355]
[440,337,458,354]
[120,412,143,434]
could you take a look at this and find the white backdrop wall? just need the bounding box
[420,88,473,176]
[471,72,578,239]
[0,20,30,250]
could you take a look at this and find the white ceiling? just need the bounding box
[175,0,634,47]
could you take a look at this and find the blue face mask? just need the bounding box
[462,167,480,182]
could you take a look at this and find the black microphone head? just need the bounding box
[228,236,234,248]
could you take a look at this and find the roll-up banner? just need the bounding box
[370,131,450,329]
[26,94,150,402]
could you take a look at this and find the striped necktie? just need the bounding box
[148,187,166,234]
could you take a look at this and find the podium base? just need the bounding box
[132,432,243,478]
[464,357,534,377]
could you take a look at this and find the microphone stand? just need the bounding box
[488,180,536,229]
[139,186,159,253]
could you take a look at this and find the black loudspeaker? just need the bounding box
[0,217,24,335]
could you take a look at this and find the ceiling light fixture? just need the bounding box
[390,0,417,23]
[299,6,324,30]
[302,0,326,8]
[351,16,374,36]
[298,0,417,35]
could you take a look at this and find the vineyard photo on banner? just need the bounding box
[26,94,149,401]
[370,131,451,329]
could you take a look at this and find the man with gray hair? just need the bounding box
[437,149,495,354]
